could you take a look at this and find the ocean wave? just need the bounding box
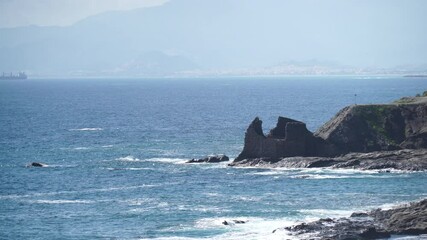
[291,174,354,179]
[116,156,143,162]
[73,147,91,150]
[145,158,188,164]
[124,198,157,206]
[297,168,379,174]
[247,170,287,176]
[69,128,103,131]
[239,166,406,175]
[106,167,154,171]
[191,217,300,240]
[176,205,230,213]
[45,164,78,168]
[289,172,407,180]
[390,235,427,240]
[231,195,263,202]
[299,208,355,218]
[29,199,94,204]
[151,216,340,240]
[0,185,159,199]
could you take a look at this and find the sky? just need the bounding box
[0,0,168,28]
[0,0,426,76]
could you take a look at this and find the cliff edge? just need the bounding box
[231,95,427,170]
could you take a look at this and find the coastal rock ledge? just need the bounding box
[279,198,427,239]
[230,96,427,171]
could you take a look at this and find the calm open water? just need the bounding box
[1,76,427,239]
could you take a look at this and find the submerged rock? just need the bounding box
[222,220,246,226]
[282,199,427,239]
[186,155,229,163]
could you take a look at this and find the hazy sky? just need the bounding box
[0,0,426,75]
[0,0,168,28]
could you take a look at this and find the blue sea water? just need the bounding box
[1,76,427,239]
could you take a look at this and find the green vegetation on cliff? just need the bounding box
[353,105,397,145]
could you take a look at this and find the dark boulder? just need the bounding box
[27,162,47,167]
[186,155,229,163]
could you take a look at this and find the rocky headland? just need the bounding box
[280,198,427,239]
[229,95,427,171]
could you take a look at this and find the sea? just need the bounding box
[1,76,427,240]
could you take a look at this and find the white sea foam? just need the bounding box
[175,205,230,213]
[299,208,354,218]
[290,174,348,179]
[69,128,103,131]
[30,199,94,204]
[0,185,159,200]
[106,167,154,171]
[45,164,78,168]
[132,197,427,240]
[73,147,91,150]
[203,192,223,197]
[190,217,301,240]
[297,168,379,175]
[145,158,188,164]
[248,170,286,176]
[116,156,143,162]
[390,235,427,239]
[101,145,114,148]
[124,198,157,206]
[231,195,263,202]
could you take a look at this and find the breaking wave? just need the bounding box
[69,128,103,131]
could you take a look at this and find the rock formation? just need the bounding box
[26,162,47,167]
[186,155,229,163]
[315,103,427,152]
[281,198,427,239]
[229,148,427,171]
[232,95,427,170]
[234,117,339,162]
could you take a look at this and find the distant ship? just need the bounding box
[0,72,28,80]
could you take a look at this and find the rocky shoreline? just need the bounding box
[279,198,427,239]
[229,148,427,171]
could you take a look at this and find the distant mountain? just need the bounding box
[1,0,426,77]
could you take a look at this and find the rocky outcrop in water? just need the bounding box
[26,162,47,167]
[231,96,427,170]
[186,155,229,163]
[281,199,427,239]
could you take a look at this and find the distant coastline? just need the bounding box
[403,74,427,78]
[0,72,27,80]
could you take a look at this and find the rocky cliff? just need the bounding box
[315,102,427,152]
[233,96,427,167]
[234,117,339,162]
